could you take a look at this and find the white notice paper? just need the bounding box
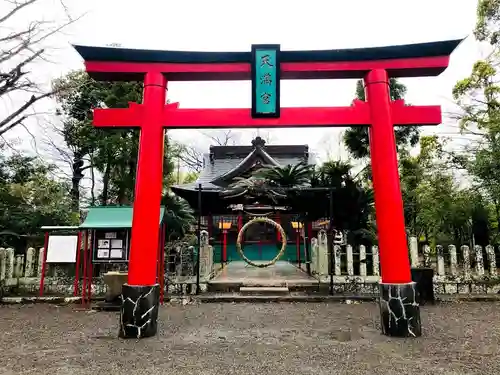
[110,249,123,258]
[46,235,78,263]
[110,239,123,249]
[105,232,117,239]
[97,249,109,259]
[98,239,110,248]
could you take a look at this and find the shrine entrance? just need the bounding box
[74,38,462,339]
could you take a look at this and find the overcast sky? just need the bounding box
[1,0,484,167]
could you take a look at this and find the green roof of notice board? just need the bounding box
[79,206,165,229]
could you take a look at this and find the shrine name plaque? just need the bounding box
[92,229,129,263]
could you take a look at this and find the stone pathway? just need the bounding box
[210,261,317,286]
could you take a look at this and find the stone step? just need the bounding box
[194,293,377,303]
[207,281,323,293]
[239,286,289,295]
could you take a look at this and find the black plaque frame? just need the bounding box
[251,44,281,119]
[92,229,130,263]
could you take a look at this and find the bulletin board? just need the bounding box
[46,235,79,263]
[92,229,129,263]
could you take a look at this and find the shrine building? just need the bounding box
[171,136,321,263]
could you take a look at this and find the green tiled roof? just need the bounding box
[79,206,165,229]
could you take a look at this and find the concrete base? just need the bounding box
[103,272,128,302]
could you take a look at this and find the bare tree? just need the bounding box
[0,0,80,137]
[175,144,204,172]
[41,120,98,210]
[201,130,236,146]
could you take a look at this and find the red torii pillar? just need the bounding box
[93,94,436,339]
[77,39,461,339]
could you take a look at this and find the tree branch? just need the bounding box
[0,0,37,24]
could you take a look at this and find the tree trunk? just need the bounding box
[70,175,80,213]
[70,154,84,213]
[101,161,111,206]
[494,198,500,234]
[117,183,126,205]
[89,156,96,206]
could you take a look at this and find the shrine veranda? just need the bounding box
[71,39,463,339]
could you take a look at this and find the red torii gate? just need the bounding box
[74,38,462,339]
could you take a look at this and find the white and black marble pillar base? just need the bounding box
[119,283,160,339]
[379,282,422,338]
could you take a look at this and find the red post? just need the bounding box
[276,213,281,241]
[237,213,243,248]
[237,213,243,231]
[295,229,301,266]
[365,69,411,284]
[222,229,227,266]
[87,251,93,305]
[86,230,93,306]
[39,231,49,296]
[82,230,88,304]
[73,231,82,296]
[128,72,167,286]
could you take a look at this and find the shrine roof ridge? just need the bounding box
[74,39,464,65]
[209,144,309,159]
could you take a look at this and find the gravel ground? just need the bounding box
[1,302,499,375]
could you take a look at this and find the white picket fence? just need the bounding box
[310,233,500,294]
[2,234,500,296]
[0,247,43,283]
[0,247,87,296]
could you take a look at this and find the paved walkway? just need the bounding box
[211,261,317,286]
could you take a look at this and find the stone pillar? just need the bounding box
[317,230,328,275]
[372,245,380,276]
[177,245,195,276]
[37,247,45,277]
[436,245,445,277]
[0,248,6,282]
[448,245,458,277]
[5,248,14,280]
[461,245,471,280]
[409,236,419,267]
[359,245,367,276]
[25,248,35,277]
[310,238,318,274]
[346,245,354,276]
[14,255,24,278]
[486,245,496,277]
[422,245,431,268]
[474,245,484,276]
[333,245,341,276]
[198,230,213,279]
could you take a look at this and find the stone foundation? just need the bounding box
[379,282,421,337]
[119,284,160,339]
